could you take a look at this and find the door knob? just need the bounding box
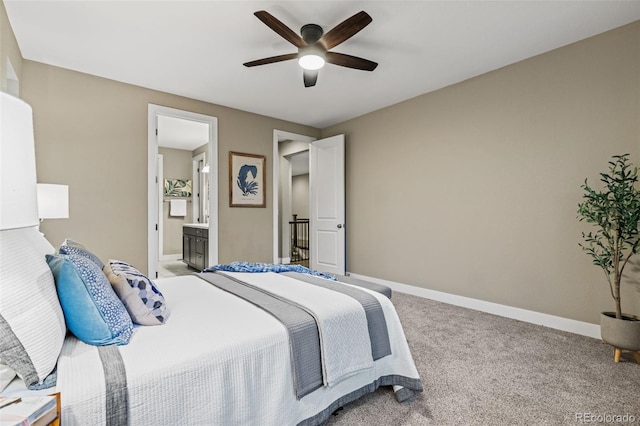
[337,224,343,229]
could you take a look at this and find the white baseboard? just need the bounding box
[279,257,291,265]
[347,272,601,339]
[160,253,182,262]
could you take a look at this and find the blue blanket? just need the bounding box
[203,262,336,281]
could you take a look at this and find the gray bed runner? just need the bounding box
[334,274,393,299]
[198,272,323,399]
[97,345,128,426]
[281,272,392,361]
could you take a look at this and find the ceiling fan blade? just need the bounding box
[319,11,372,50]
[254,10,306,48]
[243,53,298,67]
[325,52,378,71]
[303,70,318,87]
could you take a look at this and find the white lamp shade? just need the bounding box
[37,184,69,219]
[0,93,39,230]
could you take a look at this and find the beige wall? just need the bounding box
[292,174,309,219]
[322,22,640,324]
[0,1,22,95]
[192,143,208,158]
[159,147,193,255]
[20,61,320,273]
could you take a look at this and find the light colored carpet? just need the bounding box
[326,291,639,425]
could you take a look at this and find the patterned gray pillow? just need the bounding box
[104,264,167,326]
[109,260,170,324]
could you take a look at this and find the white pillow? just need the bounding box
[0,227,66,388]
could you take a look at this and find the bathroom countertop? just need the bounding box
[182,223,209,229]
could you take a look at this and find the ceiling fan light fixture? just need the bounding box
[245,11,376,86]
[298,53,325,70]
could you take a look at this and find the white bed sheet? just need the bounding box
[11,274,421,426]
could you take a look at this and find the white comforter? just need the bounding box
[55,274,420,426]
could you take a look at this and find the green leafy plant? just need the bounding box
[578,154,640,319]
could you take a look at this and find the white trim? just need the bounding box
[348,272,601,339]
[272,130,316,264]
[280,257,291,265]
[148,104,218,279]
[192,152,205,223]
[157,154,164,261]
[148,110,159,277]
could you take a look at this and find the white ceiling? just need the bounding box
[5,1,640,129]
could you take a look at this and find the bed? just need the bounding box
[0,92,422,425]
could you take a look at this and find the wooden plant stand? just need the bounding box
[614,348,640,364]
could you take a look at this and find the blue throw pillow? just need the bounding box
[46,254,133,346]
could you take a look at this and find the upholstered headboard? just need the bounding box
[0,92,66,391]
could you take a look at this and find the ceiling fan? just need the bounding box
[243,10,378,87]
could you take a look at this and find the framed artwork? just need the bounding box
[229,151,266,207]
[164,178,192,197]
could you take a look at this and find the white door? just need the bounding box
[309,134,345,275]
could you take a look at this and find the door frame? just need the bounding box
[148,104,218,278]
[157,154,165,261]
[272,130,317,264]
[192,152,205,223]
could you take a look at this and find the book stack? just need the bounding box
[0,395,57,426]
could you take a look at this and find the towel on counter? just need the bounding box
[169,199,187,216]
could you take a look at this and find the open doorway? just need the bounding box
[148,105,218,279]
[288,150,310,267]
[272,131,316,265]
[273,131,346,274]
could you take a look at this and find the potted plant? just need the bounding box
[578,154,640,363]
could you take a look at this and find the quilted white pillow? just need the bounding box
[0,227,66,388]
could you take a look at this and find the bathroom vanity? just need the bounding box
[182,224,208,271]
